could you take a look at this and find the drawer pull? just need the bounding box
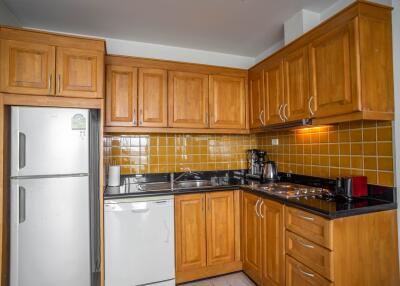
[297,214,315,221]
[296,238,315,249]
[298,266,315,278]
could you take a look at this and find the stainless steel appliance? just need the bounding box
[105,196,175,286]
[246,149,266,179]
[249,182,332,199]
[263,160,278,180]
[10,107,100,286]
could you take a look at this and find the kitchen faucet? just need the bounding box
[170,167,201,189]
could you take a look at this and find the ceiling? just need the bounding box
[4,0,337,57]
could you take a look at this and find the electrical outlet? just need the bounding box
[272,139,279,145]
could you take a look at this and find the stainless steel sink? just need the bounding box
[137,182,172,192]
[174,180,212,189]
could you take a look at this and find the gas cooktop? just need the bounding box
[251,182,334,199]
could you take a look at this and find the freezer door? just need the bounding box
[11,107,89,177]
[10,176,91,286]
[105,197,175,286]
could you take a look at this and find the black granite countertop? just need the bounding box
[104,170,397,219]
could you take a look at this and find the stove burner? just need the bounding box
[252,182,333,199]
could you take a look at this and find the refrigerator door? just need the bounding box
[11,107,89,177]
[10,176,91,286]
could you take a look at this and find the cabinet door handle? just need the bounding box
[259,110,265,126]
[308,96,315,116]
[133,109,137,125]
[255,199,260,217]
[259,200,264,219]
[57,74,61,94]
[283,103,288,121]
[278,104,284,122]
[139,110,143,126]
[297,266,315,278]
[205,112,209,126]
[296,214,315,221]
[296,238,315,249]
[48,74,52,94]
[202,197,205,213]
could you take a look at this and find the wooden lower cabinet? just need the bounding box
[286,256,332,286]
[175,191,241,283]
[242,192,284,286]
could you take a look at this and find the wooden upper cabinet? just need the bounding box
[168,71,209,128]
[105,65,138,127]
[209,75,246,129]
[0,40,55,95]
[249,71,265,129]
[309,19,360,118]
[138,68,168,127]
[264,60,284,124]
[261,199,284,286]
[242,192,262,285]
[284,47,310,121]
[175,194,207,272]
[206,191,235,266]
[56,47,104,98]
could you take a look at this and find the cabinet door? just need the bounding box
[56,47,104,98]
[138,68,168,127]
[0,40,55,95]
[105,65,138,127]
[309,20,360,118]
[209,75,246,129]
[206,191,235,266]
[284,47,310,121]
[175,194,207,272]
[286,256,333,286]
[168,71,208,128]
[264,61,284,124]
[249,71,265,129]
[242,192,262,284]
[261,199,284,286]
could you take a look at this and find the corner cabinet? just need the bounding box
[249,70,264,129]
[168,71,209,128]
[0,27,105,98]
[175,191,241,284]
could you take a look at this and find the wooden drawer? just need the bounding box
[286,255,333,286]
[285,207,332,249]
[286,231,333,280]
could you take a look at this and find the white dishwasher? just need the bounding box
[105,195,175,286]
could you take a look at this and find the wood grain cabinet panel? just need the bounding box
[138,68,168,127]
[56,47,104,98]
[242,192,262,284]
[175,194,207,272]
[105,65,138,127]
[283,47,310,121]
[309,19,360,118]
[260,199,284,286]
[168,71,208,128]
[264,60,284,125]
[249,71,264,129]
[209,75,246,129]
[0,39,55,95]
[206,191,235,266]
[286,256,333,286]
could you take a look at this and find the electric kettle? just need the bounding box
[263,160,278,180]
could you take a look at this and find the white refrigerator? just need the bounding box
[9,107,101,286]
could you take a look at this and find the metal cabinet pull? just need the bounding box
[202,197,205,213]
[283,103,288,121]
[19,186,26,223]
[259,200,264,219]
[278,104,284,122]
[296,238,315,249]
[298,266,315,278]
[139,110,143,126]
[255,199,260,217]
[133,109,137,125]
[205,112,209,126]
[48,74,52,94]
[259,110,265,126]
[19,132,26,169]
[296,214,315,221]
[308,96,315,116]
[57,74,61,94]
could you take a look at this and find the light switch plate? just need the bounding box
[272,139,279,145]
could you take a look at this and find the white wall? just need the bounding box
[0,0,19,26]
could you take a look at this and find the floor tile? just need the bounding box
[181,272,255,286]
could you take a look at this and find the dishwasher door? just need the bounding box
[105,196,175,286]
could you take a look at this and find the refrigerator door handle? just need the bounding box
[19,186,26,223]
[19,132,26,169]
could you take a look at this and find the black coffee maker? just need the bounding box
[246,149,266,180]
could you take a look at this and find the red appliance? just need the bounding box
[351,176,368,197]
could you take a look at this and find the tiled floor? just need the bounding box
[181,272,256,286]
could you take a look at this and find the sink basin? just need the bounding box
[174,180,212,189]
[137,182,172,192]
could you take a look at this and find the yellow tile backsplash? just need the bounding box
[104,120,395,187]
